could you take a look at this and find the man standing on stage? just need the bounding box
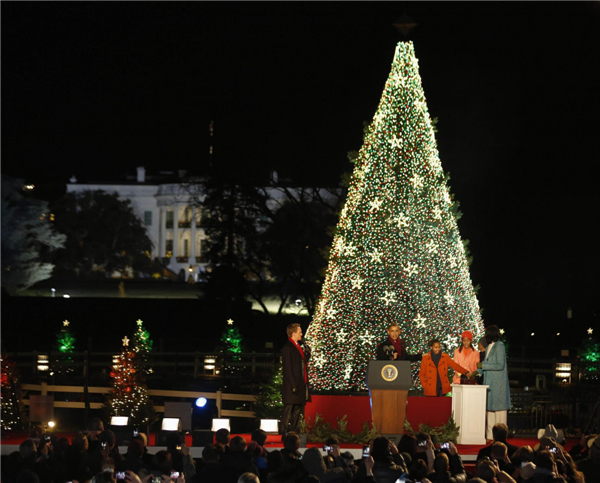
[281,323,311,434]
[376,322,422,362]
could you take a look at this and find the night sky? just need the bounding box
[2,2,599,346]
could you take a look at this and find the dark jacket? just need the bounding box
[476,441,520,461]
[301,447,350,482]
[376,339,422,362]
[219,450,259,483]
[282,340,311,405]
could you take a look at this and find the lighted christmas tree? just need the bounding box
[578,328,599,383]
[305,42,484,391]
[105,336,156,426]
[221,319,243,357]
[132,319,154,374]
[54,320,76,375]
[1,354,23,431]
[56,320,77,353]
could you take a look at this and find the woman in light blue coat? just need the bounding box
[477,324,511,440]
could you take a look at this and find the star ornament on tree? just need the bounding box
[122,336,130,347]
[63,320,70,327]
[389,136,403,149]
[227,319,234,325]
[369,198,384,212]
[326,307,338,320]
[351,277,365,290]
[444,291,455,306]
[403,262,418,277]
[588,328,594,335]
[369,248,383,264]
[411,174,424,191]
[414,313,427,328]
[380,291,397,306]
[136,319,143,327]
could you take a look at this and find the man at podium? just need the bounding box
[376,323,422,362]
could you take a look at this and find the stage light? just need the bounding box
[111,416,129,426]
[48,421,55,428]
[195,397,208,408]
[162,418,181,431]
[37,354,49,371]
[260,419,278,433]
[211,418,230,432]
[63,294,71,298]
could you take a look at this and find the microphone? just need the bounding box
[384,345,396,360]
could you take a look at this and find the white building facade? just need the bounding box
[66,167,340,281]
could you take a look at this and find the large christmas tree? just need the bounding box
[105,336,155,426]
[305,42,484,391]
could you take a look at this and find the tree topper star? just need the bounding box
[227,319,234,325]
[122,336,130,347]
[588,327,594,335]
[63,320,70,327]
[136,319,143,327]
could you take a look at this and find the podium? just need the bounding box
[366,361,412,437]
[451,383,489,444]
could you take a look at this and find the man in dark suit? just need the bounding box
[281,323,311,434]
[376,323,422,362]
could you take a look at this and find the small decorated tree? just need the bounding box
[105,336,156,426]
[1,354,24,431]
[132,319,154,374]
[54,320,76,375]
[578,328,599,383]
[221,319,243,357]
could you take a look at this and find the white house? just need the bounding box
[67,167,340,282]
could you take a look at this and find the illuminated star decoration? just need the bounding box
[404,262,418,277]
[351,277,365,290]
[369,198,384,212]
[444,291,455,306]
[63,320,70,327]
[499,328,505,335]
[588,328,594,335]
[326,308,338,319]
[369,248,383,263]
[136,319,143,327]
[122,336,130,347]
[426,240,436,254]
[380,291,397,306]
[411,174,424,191]
[414,313,427,329]
[344,365,353,380]
[389,136,403,149]
[227,319,234,325]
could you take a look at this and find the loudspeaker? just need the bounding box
[192,430,214,447]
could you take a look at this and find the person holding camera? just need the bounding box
[376,323,422,362]
[281,323,311,434]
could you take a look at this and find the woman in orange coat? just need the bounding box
[452,330,480,384]
[419,339,469,396]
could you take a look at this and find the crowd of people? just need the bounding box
[2,419,599,483]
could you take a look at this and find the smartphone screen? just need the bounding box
[170,472,180,479]
[115,472,126,481]
[323,445,332,452]
[362,446,370,458]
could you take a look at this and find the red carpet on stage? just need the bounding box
[306,395,452,433]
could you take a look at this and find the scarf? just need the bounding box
[388,337,404,358]
[289,338,308,383]
[430,350,443,396]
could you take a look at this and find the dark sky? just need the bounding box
[2,2,599,346]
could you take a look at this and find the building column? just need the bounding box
[159,207,165,257]
[190,206,197,265]
[172,205,179,258]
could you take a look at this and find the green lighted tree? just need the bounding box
[132,319,154,374]
[56,320,76,354]
[105,336,156,426]
[253,367,284,420]
[305,42,484,391]
[578,330,599,383]
[220,319,243,357]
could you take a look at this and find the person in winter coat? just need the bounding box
[452,331,480,384]
[475,325,511,440]
[419,339,469,396]
[281,323,311,434]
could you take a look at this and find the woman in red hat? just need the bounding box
[452,331,480,384]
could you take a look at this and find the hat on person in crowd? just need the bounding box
[520,462,536,480]
[462,331,474,341]
[341,451,354,464]
[537,424,565,445]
